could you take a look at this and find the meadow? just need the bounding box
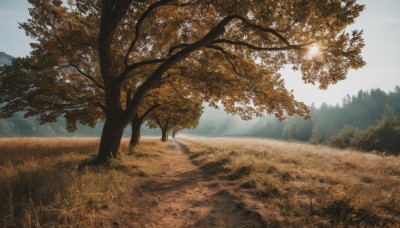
[0,138,164,227]
[0,137,399,227]
[179,137,400,227]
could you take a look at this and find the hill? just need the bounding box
[0,52,13,66]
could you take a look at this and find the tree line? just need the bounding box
[279,87,400,154]
[186,87,400,154]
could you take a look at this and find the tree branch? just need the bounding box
[120,58,166,81]
[168,43,190,56]
[61,63,105,90]
[139,103,161,121]
[126,14,307,120]
[131,14,238,101]
[123,0,174,67]
[278,20,299,33]
[211,39,307,51]
[99,0,132,79]
[232,15,291,46]
[154,113,164,130]
[205,44,241,76]
[166,76,188,100]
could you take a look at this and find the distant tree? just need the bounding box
[170,105,203,139]
[358,106,400,154]
[388,86,400,111]
[329,106,400,154]
[147,98,203,142]
[1,0,365,163]
[282,116,312,141]
[128,79,199,146]
[329,125,362,149]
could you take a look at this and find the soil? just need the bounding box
[131,141,266,228]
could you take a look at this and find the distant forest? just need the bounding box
[186,86,400,154]
[1,76,399,153]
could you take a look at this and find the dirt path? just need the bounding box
[133,141,265,228]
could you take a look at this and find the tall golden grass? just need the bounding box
[0,138,164,227]
[179,136,400,227]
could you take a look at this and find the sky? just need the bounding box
[0,0,399,107]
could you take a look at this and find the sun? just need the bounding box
[307,44,320,59]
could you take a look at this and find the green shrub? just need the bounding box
[358,106,400,154]
[329,125,362,149]
[330,106,400,155]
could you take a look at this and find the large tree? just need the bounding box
[1,0,365,162]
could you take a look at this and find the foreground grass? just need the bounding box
[179,137,400,227]
[0,138,164,227]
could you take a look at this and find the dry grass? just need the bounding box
[0,137,164,227]
[178,136,400,227]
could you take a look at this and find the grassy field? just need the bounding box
[179,137,400,227]
[0,138,164,227]
[1,137,399,227]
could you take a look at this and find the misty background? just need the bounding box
[2,51,400,146]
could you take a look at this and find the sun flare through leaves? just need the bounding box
[307,44,321,59]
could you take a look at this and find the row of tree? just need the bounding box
[2,84,399,155]
[0,79,204,143]
[0,0,365,164]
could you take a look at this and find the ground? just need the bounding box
[132,141,265,227]
[1,137,399,227]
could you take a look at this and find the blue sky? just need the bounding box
[0,0,399,106]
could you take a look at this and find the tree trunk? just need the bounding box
[130,104,160,147]
[172,130,177,139]
[160,119,169,142]
[130,117,142,147]
[97,114,125,161]
[161,128,168,142]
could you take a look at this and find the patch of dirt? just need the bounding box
[131,141,266,228]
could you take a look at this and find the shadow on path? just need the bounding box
[133,141,266,228]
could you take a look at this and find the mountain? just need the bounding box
[0,52,14,66]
